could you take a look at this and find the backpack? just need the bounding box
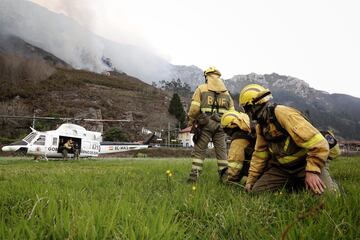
[268,104,340,158]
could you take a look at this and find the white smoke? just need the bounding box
[0,0,172,83]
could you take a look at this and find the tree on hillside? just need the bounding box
[158,78,192,97]
[168,93,186,129]
[103,127,128,142]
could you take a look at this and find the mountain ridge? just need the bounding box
[224,73,360,140]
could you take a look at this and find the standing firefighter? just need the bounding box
[220,110,255,183]
[187,67,235,183]
[239,84,337,194]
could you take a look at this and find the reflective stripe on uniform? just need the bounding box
[277,149,308,164]
[217,160,228,164]
[192,158,204,164]
[192,162,203,167]
[200,107,228,114]
[217,159,228,169]
[218,166,227,170]
[253,151,269,159]
[228,161,243,169]
[192,159,204,168]
[299,132,324,149]
[283,137,290,152]
[192,165,203,170]
[191,101,201,107]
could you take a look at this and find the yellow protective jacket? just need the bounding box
[227,112,253,178]
[228,138,251,179]
[64,141,73,150]
[187,75,234,125]
[246,105,329,185]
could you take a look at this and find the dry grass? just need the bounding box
[0,64,177,142]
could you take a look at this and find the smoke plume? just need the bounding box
[0,0,172,83]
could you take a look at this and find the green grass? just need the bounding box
[0,156,359,240]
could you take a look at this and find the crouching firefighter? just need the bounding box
[319,130,341,192]
[220,110,256,183]
[239,84,337,194]
[187,66,235,183]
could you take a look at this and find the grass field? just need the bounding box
[0,156,359,240]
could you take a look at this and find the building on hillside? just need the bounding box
[339,140,360,155]
[178,127,214,148]
[178,127,193,147]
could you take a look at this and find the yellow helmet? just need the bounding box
[239,84,272,107]
[220,110,250,131]
[204,66,221,77]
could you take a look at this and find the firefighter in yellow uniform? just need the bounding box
[62,138,74,160]
[320,130,341,191]
[239,84,336,194]
[220,110,255,183]
[187,67,235,183]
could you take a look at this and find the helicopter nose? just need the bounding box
[1,146,11,152]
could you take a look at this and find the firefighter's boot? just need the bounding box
[218,167,228,183]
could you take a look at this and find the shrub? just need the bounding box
[103,127,128,142]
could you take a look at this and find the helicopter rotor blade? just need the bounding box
[79,119,130,122]
[0,115,130,122]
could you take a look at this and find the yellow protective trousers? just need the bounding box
[188,119,227,181]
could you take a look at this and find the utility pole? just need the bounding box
[168,122,170,147]
[32,112,36,129]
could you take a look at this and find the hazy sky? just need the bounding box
[31,0,360,97]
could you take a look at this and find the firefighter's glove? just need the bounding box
[245,183,253,192]
[191,124,202,144]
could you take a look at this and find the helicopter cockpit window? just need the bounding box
[23,132,37,143]
[52,137,58,146]
[34,135,46,146]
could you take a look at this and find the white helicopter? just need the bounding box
[1,115,160,159]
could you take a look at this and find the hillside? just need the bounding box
[0,0,174,83]
[0,0,209,86]
[0,35,71,69]
[0,56,178,142]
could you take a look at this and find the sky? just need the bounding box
[31,0,360,97]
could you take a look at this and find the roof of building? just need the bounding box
[340,140,360,144]
[179,126,192,133]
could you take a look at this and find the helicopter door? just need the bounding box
[32,135,47,154]
[58,136,82,154]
